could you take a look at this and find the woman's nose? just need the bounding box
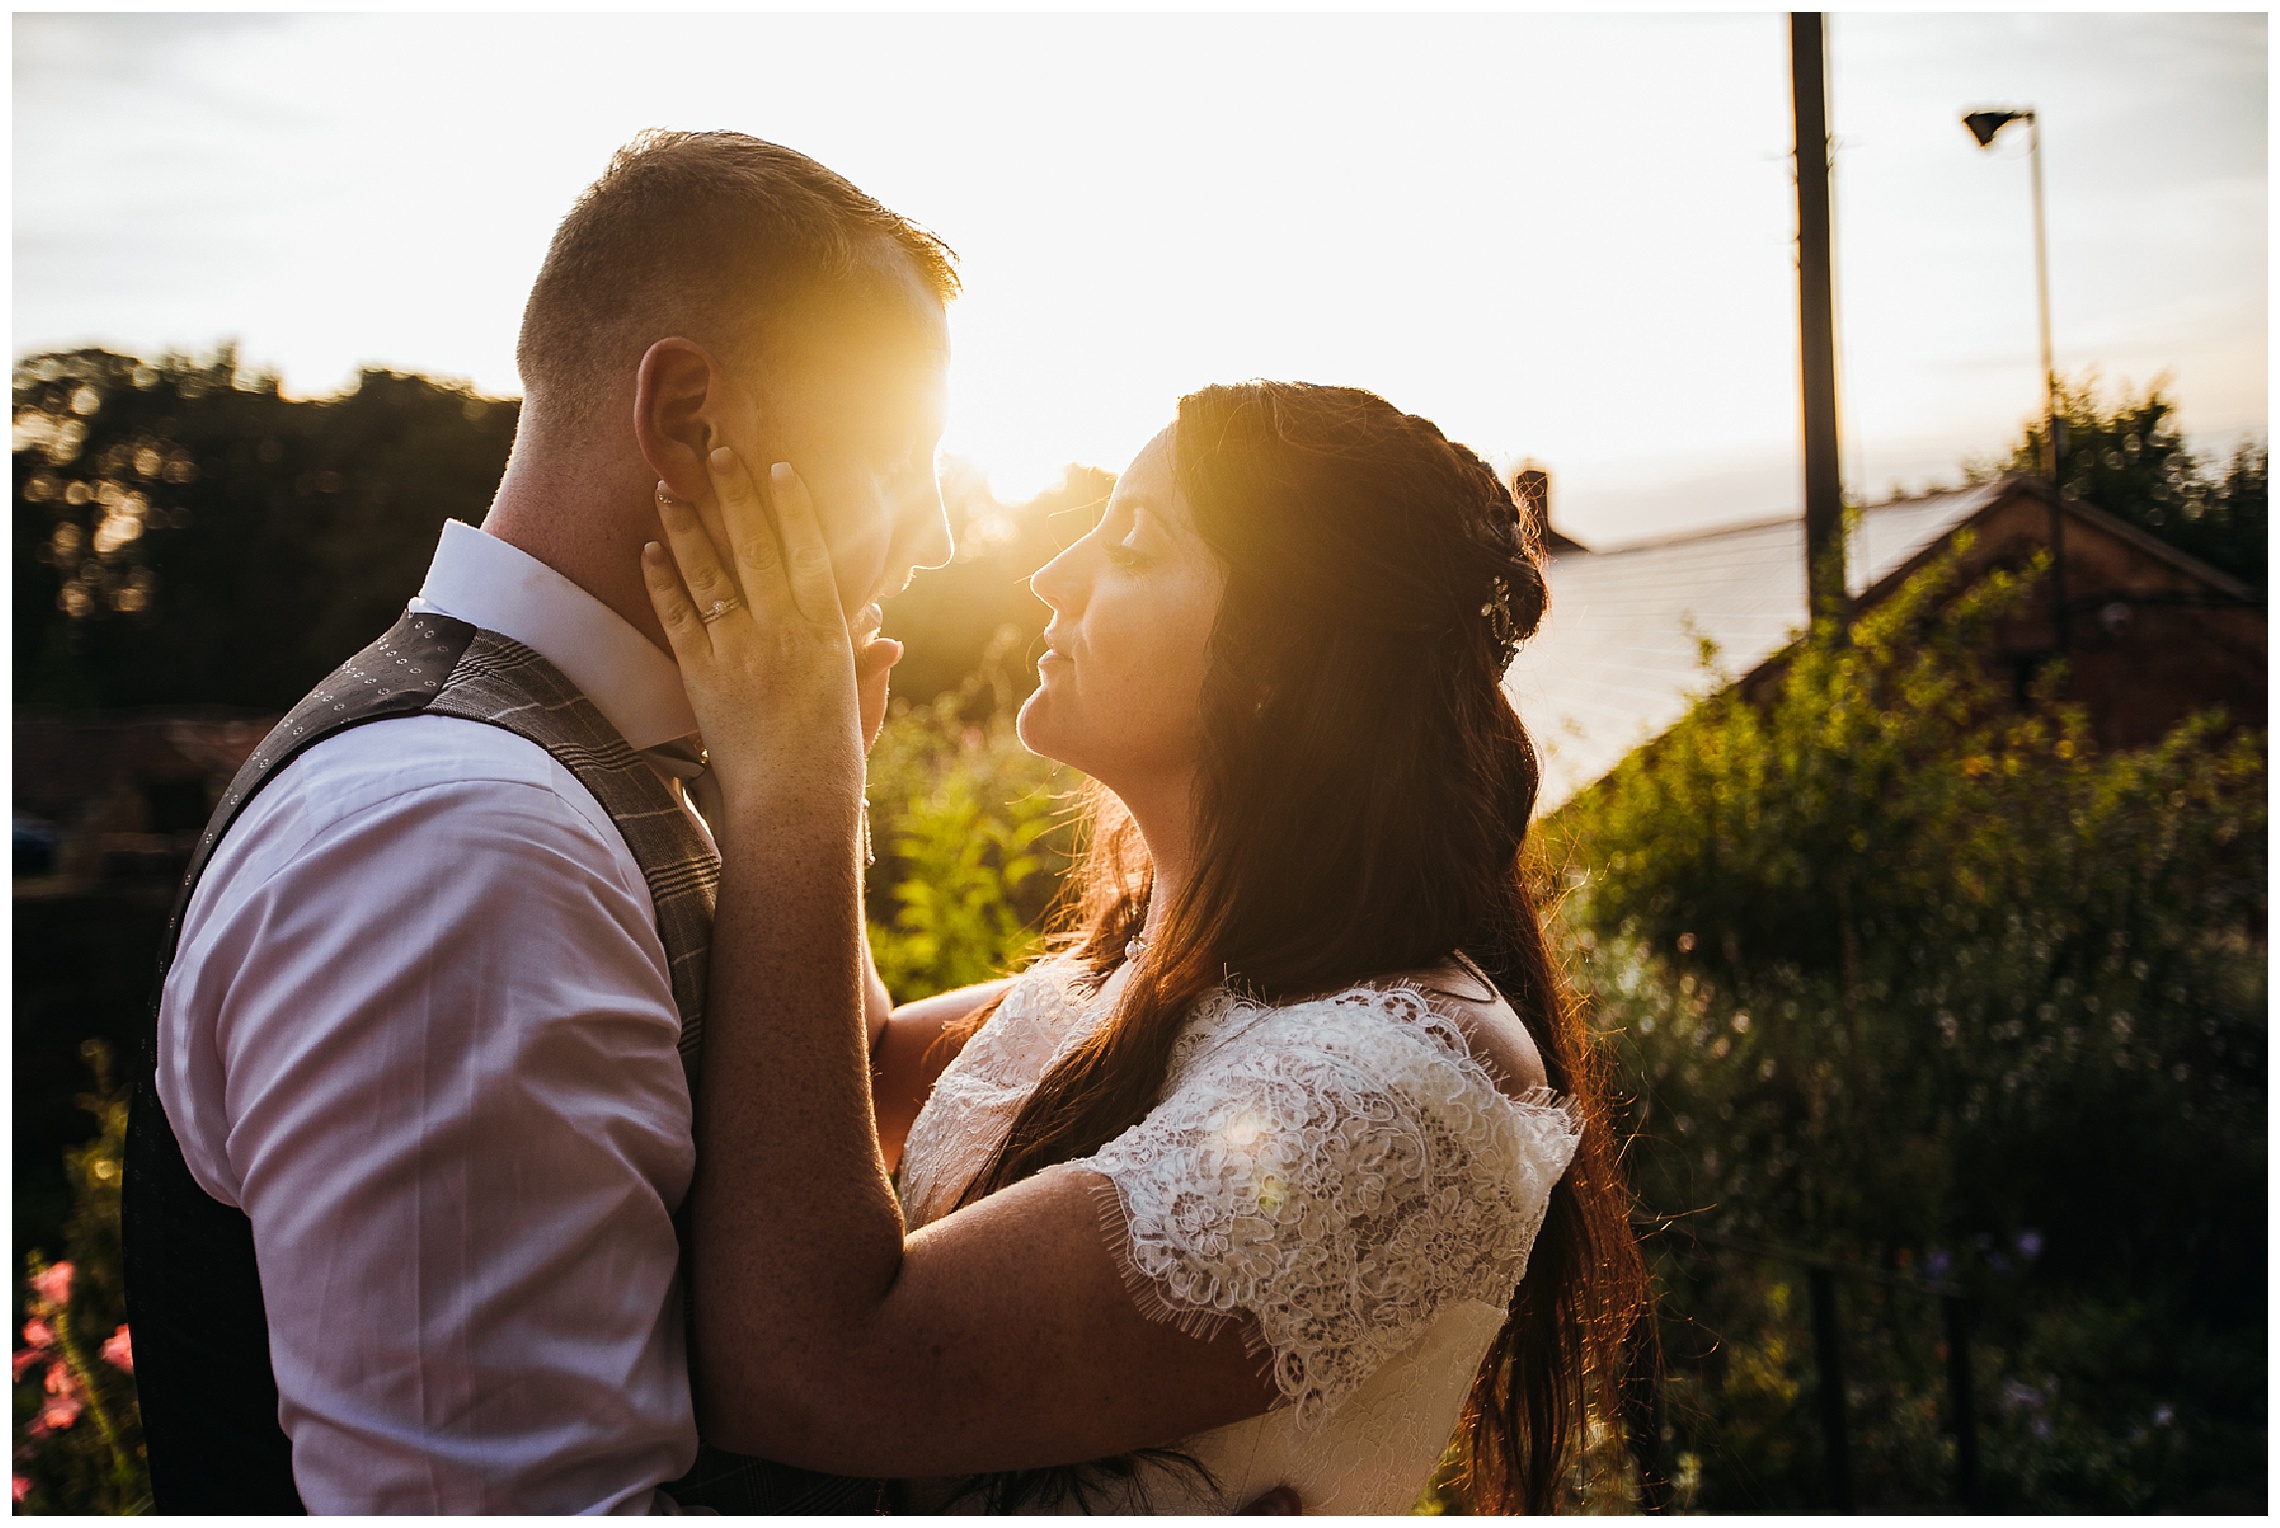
[1028,540,1086,615]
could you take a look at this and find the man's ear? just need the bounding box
[633,338,727,502]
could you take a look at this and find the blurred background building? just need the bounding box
[1509,471,2266,812]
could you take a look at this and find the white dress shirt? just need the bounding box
[157,519,710,1514]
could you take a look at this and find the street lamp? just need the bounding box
[1965,104,2069,649]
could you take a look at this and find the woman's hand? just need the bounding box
[642,449,864,823]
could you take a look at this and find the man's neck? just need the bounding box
[481,431,674,656]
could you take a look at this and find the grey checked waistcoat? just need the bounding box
[123,609,882,1514]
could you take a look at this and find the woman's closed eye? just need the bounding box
[1095,503,1153,569]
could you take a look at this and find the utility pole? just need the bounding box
[1791,12,1847,621]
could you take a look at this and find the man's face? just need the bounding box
[715,258,954,638]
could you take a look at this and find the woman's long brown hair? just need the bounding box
[952,382,1654,1512]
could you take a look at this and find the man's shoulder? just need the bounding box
[230,713,630,874]
[278,711,563,788]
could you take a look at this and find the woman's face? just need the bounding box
[1017,424,1224,800]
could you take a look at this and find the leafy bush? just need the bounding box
[12,1042,147,1514]
[1548,546,2267,1510]
[865,650,1082,1002]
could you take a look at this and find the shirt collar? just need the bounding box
[407,519,698,751]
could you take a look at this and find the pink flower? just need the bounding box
[43,1362,80,1401]
[11,1473,29,1503]
[19,1318,55,1352]
[100,1325,132,1375]
[10,1349,42,1383]
[28,1263,72,1308]
[36,1393,81,1434]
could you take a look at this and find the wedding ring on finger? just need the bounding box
[699,595,745,626]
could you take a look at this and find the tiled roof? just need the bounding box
[1505,481,2005,813]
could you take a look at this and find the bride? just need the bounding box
[642,381,1651,1513]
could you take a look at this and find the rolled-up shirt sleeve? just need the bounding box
[157,717,699,1513]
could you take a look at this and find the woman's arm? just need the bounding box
[870,979,1011,1174]
[646,453,1278,1478]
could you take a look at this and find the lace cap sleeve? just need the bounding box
[1068,985,1581,1427]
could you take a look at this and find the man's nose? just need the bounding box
[901,471,954,574]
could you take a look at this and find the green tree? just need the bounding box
[1992,373,2265,590]
[15,347,519,712]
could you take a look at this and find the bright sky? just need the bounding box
[13,11,2266,545]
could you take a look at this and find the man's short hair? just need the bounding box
[516,130,959,433]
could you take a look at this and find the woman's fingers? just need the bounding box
[753,456,844,633]
[699,446,839,636]
[641,540,708,667]
[655,487,745,634]
[701,444,786,594]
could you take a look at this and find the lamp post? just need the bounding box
[1964,106,2068,649]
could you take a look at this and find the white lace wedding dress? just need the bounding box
[896,956,1582,1514]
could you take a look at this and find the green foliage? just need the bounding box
[865,658,1083,1003]
[13,1043,148,1515]
[1991,372,2266,589]
[1549,547,2267,1509]
[15,346,518,712]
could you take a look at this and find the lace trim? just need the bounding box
[1074,981,1583,1429]
[1070,1165,1275,1363]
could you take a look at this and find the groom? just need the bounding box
[122,131,958,1513]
